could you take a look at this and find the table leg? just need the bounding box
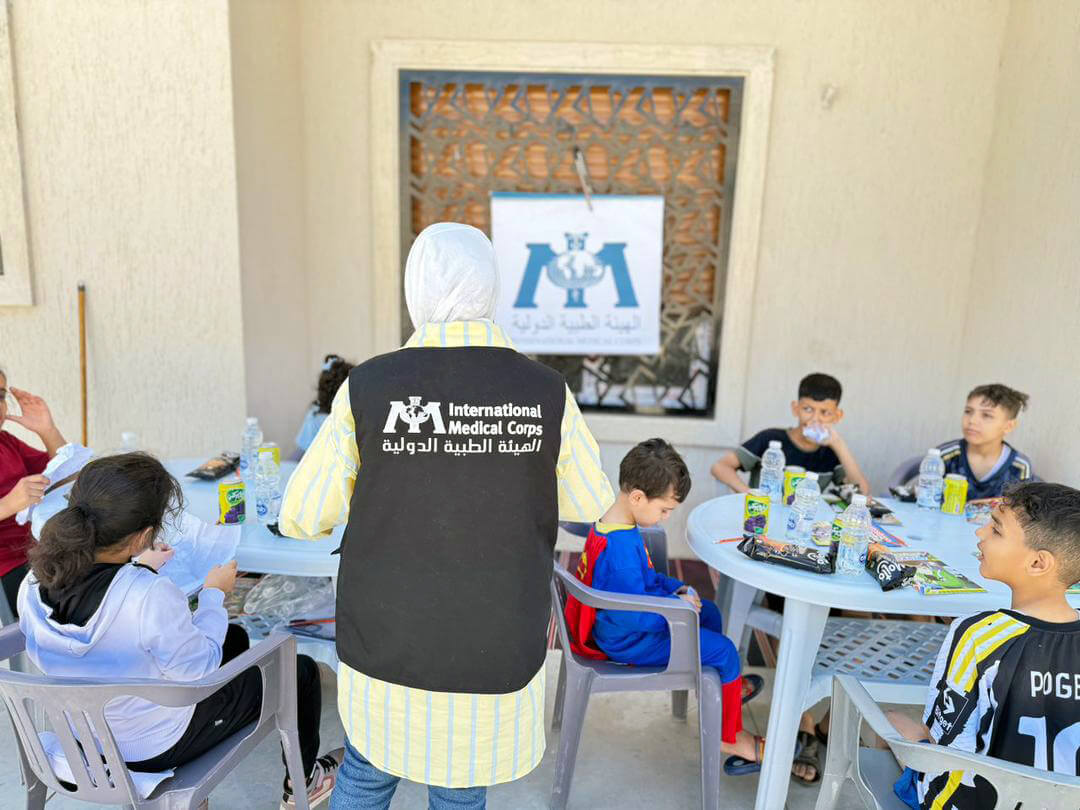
[754,597,828,810]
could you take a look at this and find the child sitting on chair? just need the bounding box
[888,482,1080,809]
[18,453,343,809]
[294,355,354,456]
[565,438,807,776]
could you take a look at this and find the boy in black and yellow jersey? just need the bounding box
[888,482,1080,809]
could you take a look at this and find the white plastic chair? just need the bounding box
[815,674,1080,810]
[0,623,310,809]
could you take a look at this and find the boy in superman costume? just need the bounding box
[566,438,796,775]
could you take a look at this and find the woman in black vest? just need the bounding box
[280,223,613,810]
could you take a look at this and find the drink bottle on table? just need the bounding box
[785,471,821,544]
[915,447,945,509]
[743,489,770,536]
[782,465,806,506]
[759,440,786,503]
[239,416,263,479]
[254,448,281,525]
[836,494,871,575]
[942,474,969,515]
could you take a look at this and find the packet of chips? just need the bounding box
[737,535,835,575]
[187,453,241,481]
[866,543,917,591]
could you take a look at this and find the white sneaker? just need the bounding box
[280,748,344,809]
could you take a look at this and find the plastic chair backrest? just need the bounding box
[550,564,699,683]
[0,623,304,808]
[830,674,1080,809]
[886,456,922,491]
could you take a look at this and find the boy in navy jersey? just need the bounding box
[711,373,871,495]
[934,383,1034,500]
[566,439,808,776]
[888,482,1080,809]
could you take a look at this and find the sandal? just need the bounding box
[723,735,804,776]
[741,674,765,704]
[791,730,822,785]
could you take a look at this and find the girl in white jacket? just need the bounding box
[19,453,342,809]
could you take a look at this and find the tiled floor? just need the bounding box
[0,653,885,809]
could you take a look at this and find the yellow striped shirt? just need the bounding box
[279,319,614,787]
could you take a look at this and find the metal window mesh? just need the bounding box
[400,71,743,416]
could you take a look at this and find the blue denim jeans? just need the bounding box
[329,738,487,810]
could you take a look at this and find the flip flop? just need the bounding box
[741,673,765,704]
[723,735,804,776]
[791,730,822,785]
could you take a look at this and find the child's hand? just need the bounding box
[7,389,58,437]
[676,586,701,612]
[135,544,175,571]
[1,474,50,513]
[204,560,238,594]
[818,424,844,447]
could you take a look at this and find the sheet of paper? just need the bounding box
[16,444,94,525]
[155,511,241,596]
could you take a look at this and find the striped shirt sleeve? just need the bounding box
[279,383,359,539]
[555,387,614,522]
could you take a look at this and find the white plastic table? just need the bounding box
[165,458,341,578]
[686,494,1080,810]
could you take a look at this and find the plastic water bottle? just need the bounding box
[915,448,945,510]
[759,440,786,504]
[254,450,281,525]
[785,471,821,543]
[836,494,872,575]
[239,417,263,479]
[120,432,139,451]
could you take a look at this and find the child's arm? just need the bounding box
[823,428,871,494]
[886,709,933,743]
[599,565,675,633]
[710,450,750,493]
[141,578,229,680]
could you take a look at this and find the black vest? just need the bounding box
[337,346,566,693]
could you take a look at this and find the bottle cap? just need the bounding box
[852,494,868,506]
[246,416,258,426]
[806,472,819,480]
[928,448,941,456]
[768,440,781,449]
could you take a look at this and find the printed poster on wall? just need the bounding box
[491,192,664,355]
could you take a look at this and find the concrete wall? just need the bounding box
[959,0,1080,488]
[229,0,312,453]
[0,0,245,458]
[296,0,1012,552]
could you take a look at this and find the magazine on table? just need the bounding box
[890,550,986,595]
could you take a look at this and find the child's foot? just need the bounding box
[791,731,821,785]
[280,748,344,809]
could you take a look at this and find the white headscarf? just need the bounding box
[403,222,500,329]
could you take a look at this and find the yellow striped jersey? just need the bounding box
[917,609,1080,808]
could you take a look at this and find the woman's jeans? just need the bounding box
[329,738,487,810]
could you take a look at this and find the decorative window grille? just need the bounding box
[400,70,742,416]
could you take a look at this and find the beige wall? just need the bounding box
[959,0,1080,488]
[0,0,245,458]
[229,0,312,453]
[296,0,1012,553]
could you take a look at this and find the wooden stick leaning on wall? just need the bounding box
[78,283,87,445]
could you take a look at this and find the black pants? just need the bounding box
[1,563,27,617]
[127,625,321,781]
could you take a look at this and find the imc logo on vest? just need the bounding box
[513,232,638,309]
[384,396,447,434]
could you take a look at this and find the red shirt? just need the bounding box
[0,431,49,576]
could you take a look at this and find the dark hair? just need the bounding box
[968,383,1029,419]
[316,354,354,414]
[29,453,183,591]
[1003,482,1080,586]
[798,373,842,403]
[619,438,691,502]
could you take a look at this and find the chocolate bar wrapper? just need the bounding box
[737,535,835,575]
[866,543,916,591]
[187,453,241,481]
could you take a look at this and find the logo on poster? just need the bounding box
[513,232,638,309]
[383,396,447,434]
